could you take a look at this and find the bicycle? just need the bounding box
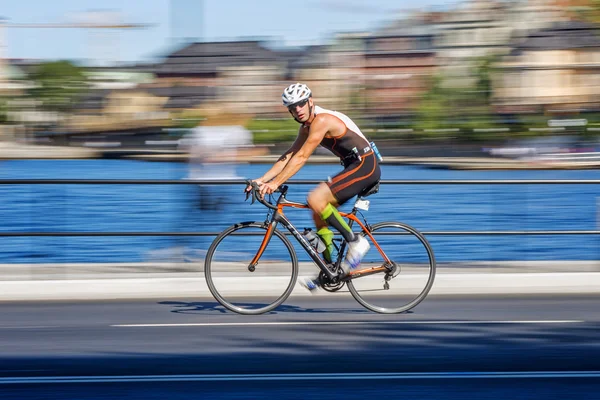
[204,181,436,315]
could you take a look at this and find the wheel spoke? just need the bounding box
[348,222,436,314]
[205,223,298,315]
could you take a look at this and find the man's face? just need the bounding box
[288,98,311,123]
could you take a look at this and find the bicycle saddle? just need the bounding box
[358,180,380,198]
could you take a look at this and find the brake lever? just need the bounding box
[251,182,259,205]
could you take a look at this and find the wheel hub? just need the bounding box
[384,261,400,280]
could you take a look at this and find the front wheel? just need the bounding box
[347,222,436,314]
[204,222,299,315]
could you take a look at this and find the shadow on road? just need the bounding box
[158,300,372,315]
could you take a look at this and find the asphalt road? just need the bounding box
[0,293,599,399]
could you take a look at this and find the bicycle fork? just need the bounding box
[248,220,277,272]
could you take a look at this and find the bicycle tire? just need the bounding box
[347,221,436,314]
[204,221,299,315]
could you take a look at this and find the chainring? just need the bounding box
[318,270,345,292]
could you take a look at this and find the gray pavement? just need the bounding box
[1,295,599,398]
[0,260,597,301]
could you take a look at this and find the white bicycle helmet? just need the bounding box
[282,83,312,107]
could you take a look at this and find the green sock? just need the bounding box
[320,203,355,243]
[317,227,335,263]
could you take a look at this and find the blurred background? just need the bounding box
[1,3,600,398]
[3,0,600,151]
[0,0,599,266]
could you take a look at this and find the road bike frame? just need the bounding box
[249,185,392,283]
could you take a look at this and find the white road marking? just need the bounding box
[0,371,599,384]
[112,320,583,328]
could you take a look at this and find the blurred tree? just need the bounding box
[27,61,88,113]
[414,56,504,143]
[413,75,458,137]
[559,0,600,23]
[0,99,7,124]
[173,110,205,129]
[346,86,369,121]
[474,55,496,103]
[247,117,299,144]
[590,0,600,22]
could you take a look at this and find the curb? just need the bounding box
[0,272,598,301]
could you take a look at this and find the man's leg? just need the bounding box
[310,211,335,263]
[300,184,369,292]
[307,183,356,243]
[310,183,371,272]
[307,183,370,271]
[299,184,343,291]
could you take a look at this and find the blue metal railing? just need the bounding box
[1,179,599,237]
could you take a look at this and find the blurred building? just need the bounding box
[7,0,600,140]
[73,65,155,115]
[283,44,345,113]
[60,89,170,142]
[360,12,438,115]
[507,0,566,34]
[0,60,31,96]
[434,0,514,88]
[0,17,7,89]
[494,20,600,112]
[328,32,370,114]
[84,67,155,90]
[146,40,352,117]
[62,64,168,137]
[150,41,285,114]
[2,59,58,136]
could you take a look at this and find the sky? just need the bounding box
[1,0,452,65]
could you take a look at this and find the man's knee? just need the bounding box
[306,191,326,213]
[306,184,336,213]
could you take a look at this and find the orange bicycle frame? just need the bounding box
[249,198,391,279]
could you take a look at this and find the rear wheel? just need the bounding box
[204,222,298,315]
[347,222,436,314]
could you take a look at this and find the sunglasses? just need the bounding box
[287,99,309,111]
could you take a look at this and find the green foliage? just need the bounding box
[413,56,505,142]
[170,110,205,129]
[246,118,299,144]
[474,55,497,102]
[346,87,369,120]
[413,75,458,137]
[0,99,7,124]
[575,1,600,24]
[27,60,88,112]
[174,118,204,129]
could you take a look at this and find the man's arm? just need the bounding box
[271,116,328,186]
[259,129,307,182]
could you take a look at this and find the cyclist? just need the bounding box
[248,83,381,291]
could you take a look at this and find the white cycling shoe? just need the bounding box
[342,236,370,274]
[300,236,369,292]
[299,277,321,293]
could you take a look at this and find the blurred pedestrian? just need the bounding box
[177,111,266,260]
[183,113,254,210]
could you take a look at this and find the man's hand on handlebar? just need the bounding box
[244,180,287,210]
[245,179,280,198]
[259,181,279,197]
[245,179,264,193]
